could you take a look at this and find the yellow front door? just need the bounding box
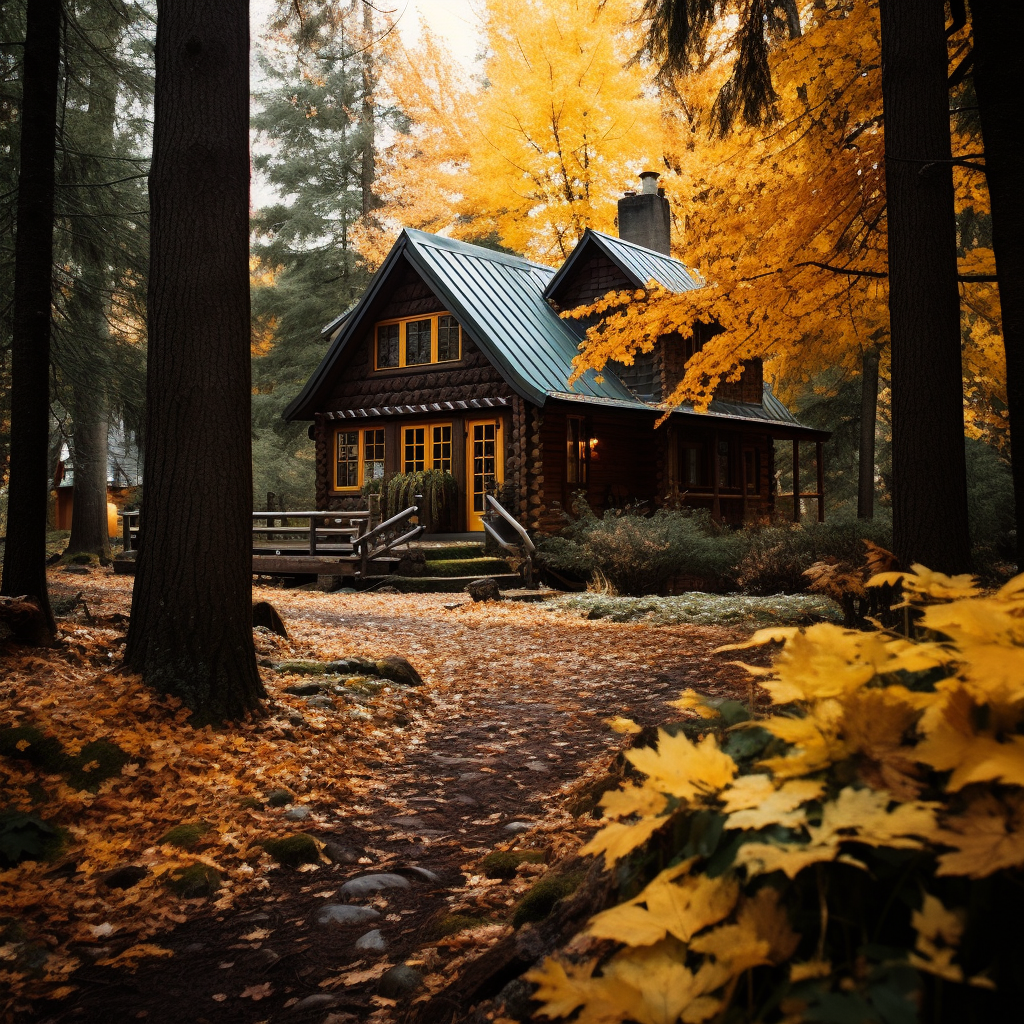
[465,419,503,531]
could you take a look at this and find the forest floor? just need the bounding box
[3,567,817,1024]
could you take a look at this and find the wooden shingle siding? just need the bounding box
[553,254,632,308]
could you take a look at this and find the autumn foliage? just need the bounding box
[529,567,1024,1021]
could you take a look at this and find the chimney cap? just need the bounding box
[639,170,660,195]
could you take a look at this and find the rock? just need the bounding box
[375,585,400,594]
[504,821,532,834]
[466,577,503,602]
[340,873,411,898]
[396,865,441,884]
[526,760,551,772]
[274,660,326,675]
[283,682,322,696]
[325,656,378,675]
[284,805,311,821]
[254,947,280,967]
[252,601,288,638]
[266,788,293,807]
[375,656,423,688]
[291,993,340,1012]
[496,977,535,1020]
[378,964,423,1000]
[102,865,148,890]
[314,904,381,927]
[322,842,361,865]
[112,551,137,576]
[304,695,336,711]
[354,928,387,952]
[452,793,479,807]
[63,565,90,575]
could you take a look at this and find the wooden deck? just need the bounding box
[120,507,424,578]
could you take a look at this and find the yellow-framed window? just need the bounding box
[373,312,462,370]
[334,427,386,491]
[403,423,453,473]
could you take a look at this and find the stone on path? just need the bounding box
[340,873,411,898]
[291,992,340,1012]
[378,964,424,999]
[283,682,321,696]
[376,655,424,687]
[504,821,532,833]
[284,805,311,821]
[322,841,361,865]
[314,904,381,927]
[466,577,502,602]
[354,928,387,952]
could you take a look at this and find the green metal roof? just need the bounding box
[284,229,825,438]
[544,227,702,299]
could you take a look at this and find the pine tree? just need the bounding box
[250,3,388,507]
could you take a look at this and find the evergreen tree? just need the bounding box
[250,3,392,508]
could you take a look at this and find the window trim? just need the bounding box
[373,312,462,371]
[332,426,386,493]
[401,421,454,474]
[679,439,709,491]
[566,415,587,486]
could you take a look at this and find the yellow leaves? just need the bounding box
[625,731,736,804]
[94,944,174,970]
[723,777,824,830]
[908,894,993,988]
[605,716,642,734]
[869,564,981,601]
[588,864,738,946]
[580,815,667,864]
[667,690,719,719]
[936,792,1024,878]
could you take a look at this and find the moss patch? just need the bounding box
[511,871,585,929]
[262,833,320,867]
[422,557,512,578]
[0,725,67,774]
[165,864,221,898]
[415,543,485,561]
[430,914,490,939]
[0,727,129,792]
[481,849,547,880]
[275,660,327,675]
[63,740,131,791]
[0,811,64,868]
[160,822,212,850]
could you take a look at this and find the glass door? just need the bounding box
[465,419,503,531]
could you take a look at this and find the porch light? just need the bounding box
[588,436,599,452]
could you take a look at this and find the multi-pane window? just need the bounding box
[680,443,704,488]
[405,319,432,365]
[335,431,360,489]
[373,313,462,369]
[566,417,587,485]
[403,427,426,472]
[334,428,386,491]
[403,423,452,473]
[376,323,400,368]
[364,429,385,485]
[431,425,452,472]
[437,315,461,362]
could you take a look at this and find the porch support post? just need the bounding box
[712,430,721,521]
[816,440,825,522]
[792,439,801,523]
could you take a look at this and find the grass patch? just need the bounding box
[160,822,212,850]
[512,870,586,929]
[262,833,320,867]
[481,849,547,879]
[422,557,512,578]
[549,592,842,628]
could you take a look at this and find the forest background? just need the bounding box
[0,0,1015,558]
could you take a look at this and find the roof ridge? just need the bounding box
[588,227,692,266]
[403,228,555,275]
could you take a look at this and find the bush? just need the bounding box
[965,437,1016,559]
[538,500,744,596]
[527,567,1024,1023]
[735,512,893,595]
[384,469,459,532]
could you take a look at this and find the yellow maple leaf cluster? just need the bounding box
[530,567,1024,1021]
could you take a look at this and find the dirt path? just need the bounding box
[25,573,762,1024]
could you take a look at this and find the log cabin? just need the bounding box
[285,173,829,534]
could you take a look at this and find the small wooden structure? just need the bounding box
[120,508,423,578]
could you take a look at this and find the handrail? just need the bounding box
[351,506,419,551]
[366,524,426,561]
[251,510,369,519]
[484,494,536,554]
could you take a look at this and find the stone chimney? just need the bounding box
[617,171,670,255]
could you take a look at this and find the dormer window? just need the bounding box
[374,312,462,370]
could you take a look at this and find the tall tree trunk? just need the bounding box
[879,0,971,573]
[969,0,1024,572]
[858,346,879,519]
[124,0,264,722]
[1,0,62,637]
[359,0,375,218]
[66,380,110,559]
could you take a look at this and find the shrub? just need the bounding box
[735,512,893,595]
[527,567,1024,1023]
[538,500,745,596]
[384,469,459,532]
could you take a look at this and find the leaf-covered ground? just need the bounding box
[3,567,781,1024]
